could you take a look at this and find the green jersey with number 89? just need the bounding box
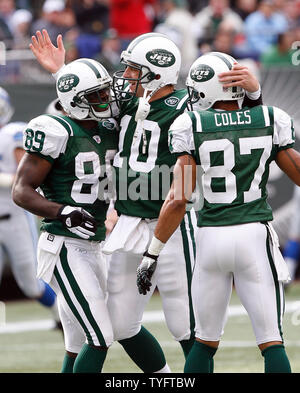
[23,114,118,240]
[169,105,295,226]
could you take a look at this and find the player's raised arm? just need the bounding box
[30,29,65,74]
[218,62,262,107]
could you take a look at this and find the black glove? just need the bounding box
[136,251,158,295]
[57,205,97,239]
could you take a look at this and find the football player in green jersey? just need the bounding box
[12,58,119,373]
[107,33,263,366]
[137,51,300,373]
[29,29,264,372]
[29,29,173,373]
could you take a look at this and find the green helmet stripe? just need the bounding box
[210,52,233,70]
[127,33,170,53]
[77,59,101,78]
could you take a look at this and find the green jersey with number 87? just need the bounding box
[23,114,118,240]
[169,105,295,226]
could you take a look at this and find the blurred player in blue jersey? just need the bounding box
[0,87,60,327]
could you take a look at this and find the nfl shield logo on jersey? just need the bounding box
[93,135,101,144]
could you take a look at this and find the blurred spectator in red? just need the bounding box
[110,0,157,50]
[154,0,198,79]
[260,29,297,67]
[69,0,109,58]
[243,0,289,59]
[31,0,75,43]
[192,0,244,49]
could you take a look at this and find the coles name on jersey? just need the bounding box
[23,114,118,241]
[113,89,189,218]
[169,105,295,227]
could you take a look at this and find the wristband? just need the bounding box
[148,236,165,256]
[245,86,261,100]
[52,64,66,80]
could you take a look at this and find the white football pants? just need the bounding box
[107,210,197,342]
[44,237,114,353]
[192,222,285,345]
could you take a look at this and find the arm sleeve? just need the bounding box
[168,113,195,155]
[23,115,69,162]
[242,87,263,108]
[52,64,66,80]
[273,107,295,150]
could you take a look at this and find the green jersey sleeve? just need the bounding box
[23,115,69,163]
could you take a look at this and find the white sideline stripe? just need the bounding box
[0,301,299,334]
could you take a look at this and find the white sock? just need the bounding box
[154,363,171,373]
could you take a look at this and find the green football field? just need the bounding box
[0,283,300,373]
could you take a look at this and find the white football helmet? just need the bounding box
[186,52,245,111]
[0,87,14,127]
[113,33,181,101]
[56,58,119,120]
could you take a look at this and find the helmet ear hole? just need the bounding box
[200,92,205,99]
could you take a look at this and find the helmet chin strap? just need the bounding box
[133,84,163,154]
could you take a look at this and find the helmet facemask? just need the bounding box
[56,58,121,121]
[113,60,157,103]
[72,84,118,120]
[186,86,203,111]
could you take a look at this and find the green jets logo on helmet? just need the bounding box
[190,65,215,82]
[57,74,80,92]
[146,49,176,67]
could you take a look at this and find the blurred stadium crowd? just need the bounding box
[0,0,299,83]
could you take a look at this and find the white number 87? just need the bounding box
[199,135,272,204]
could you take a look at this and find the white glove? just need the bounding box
[57,205,97,240]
